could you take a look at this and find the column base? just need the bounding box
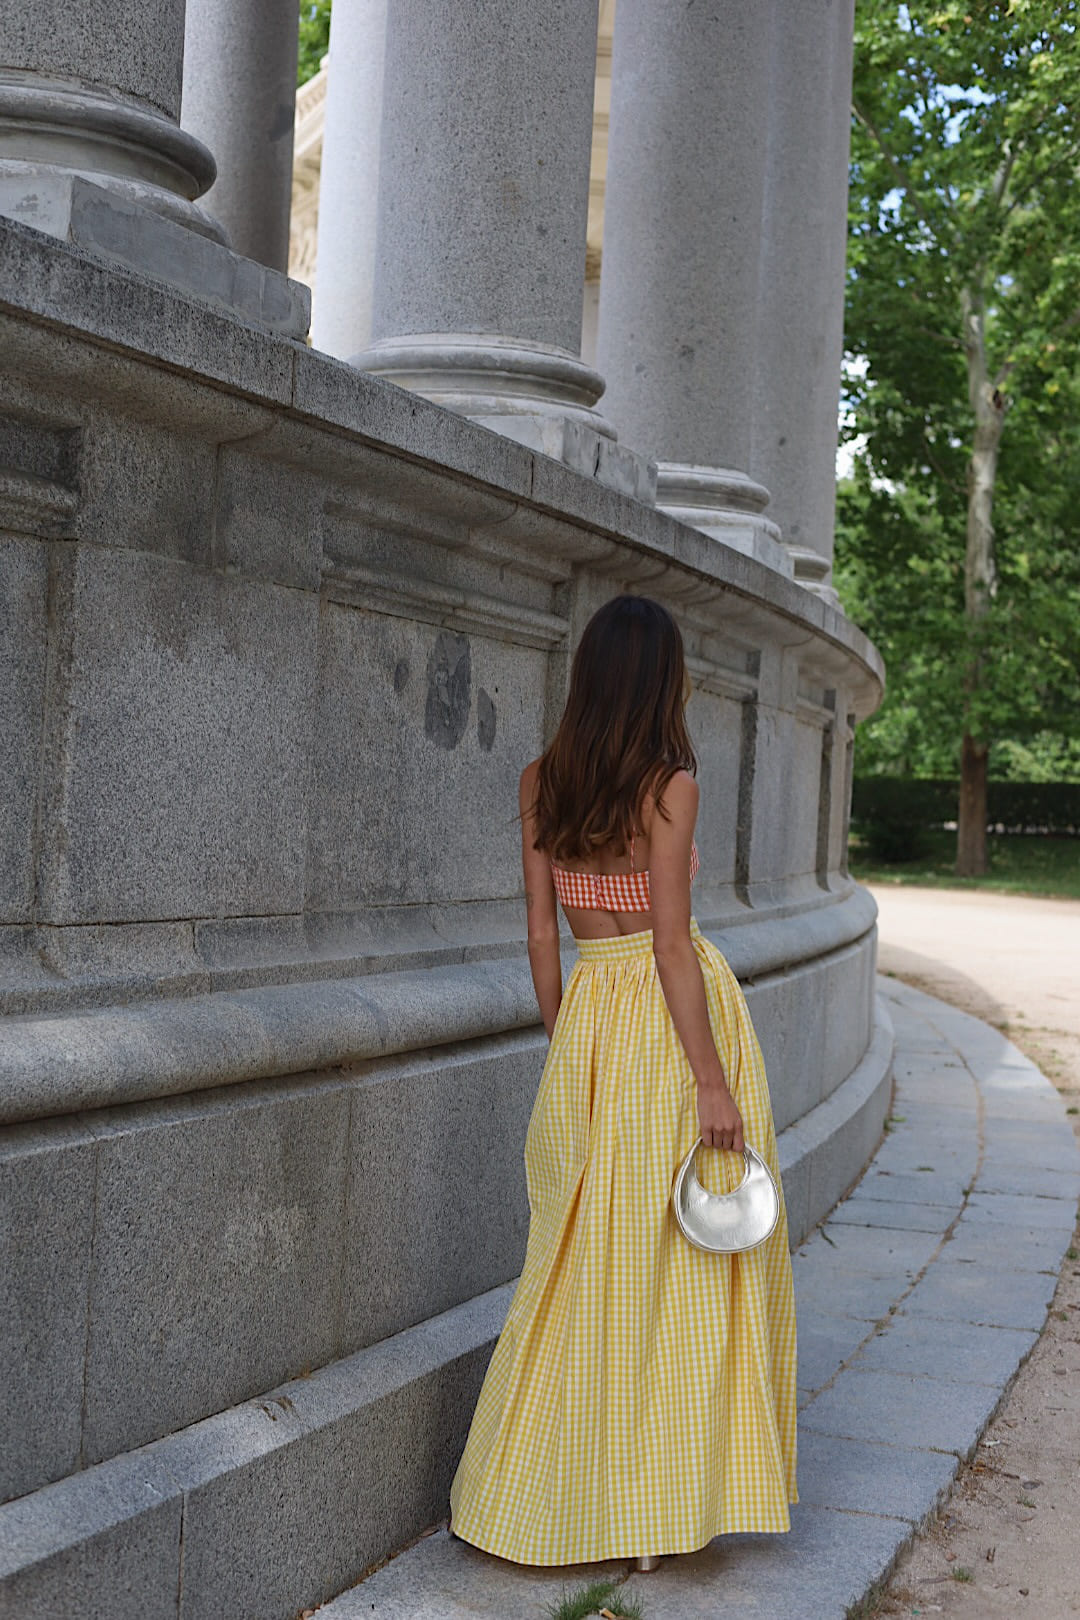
[786,543,841,608]
[472,414,657,504]
[356,331,614,436]
[656,463,792,577]
[0,71,223,242]
[0,174,311,338]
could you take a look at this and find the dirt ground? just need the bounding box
[865,885,1080,1619]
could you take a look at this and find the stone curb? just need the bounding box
[313,976,1080,1620]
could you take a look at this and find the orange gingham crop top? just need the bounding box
[550,832,700,912]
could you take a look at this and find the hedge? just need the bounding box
[851,778,1080,860]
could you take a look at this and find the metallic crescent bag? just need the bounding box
[672,1139,780,1253]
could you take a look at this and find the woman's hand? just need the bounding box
[696,1078,745,1153]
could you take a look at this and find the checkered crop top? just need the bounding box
[550,832,700,912]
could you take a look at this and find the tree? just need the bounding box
[298,0,331,86]
[841,1,1080,872]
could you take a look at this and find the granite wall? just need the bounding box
[0,215,888,1618]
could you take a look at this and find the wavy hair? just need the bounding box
[531,595,697,862]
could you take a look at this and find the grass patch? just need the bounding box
[546,1577,643,1620]
[951,1565,975,1583]
[1066,1247,1078,1261]
[844,1580,890,1619]
[849,829,1080,900]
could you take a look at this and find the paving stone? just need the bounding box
[900,1262,1057,1332]
[870,1140,976,1181]
[619,1506,912,1620]
[829,1195,955,1234]
[794,1310,873,1392]
[814,1223,942,1275]
[981,1139,1080,1176]
[963,1190,1077,1230]
[317,1528,626,1618]
[799,1368,1001,1456]
[321,1508,911,1620]
[854,1167,969,1207]
[793,1266,907,1324]
[975,1164,1080,1202]
[796,1431,957,1522]
[851,1313,1037,1386]
[978,1121,1080,1169]
[939,1221,1071,1273]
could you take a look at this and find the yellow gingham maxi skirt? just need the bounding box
[449,921,798,1564]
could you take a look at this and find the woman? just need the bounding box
[449,594,797,1570]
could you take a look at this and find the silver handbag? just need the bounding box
[672,1138,780,1253]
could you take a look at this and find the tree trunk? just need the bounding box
[956,732,989,877]
[957,284,1004,877]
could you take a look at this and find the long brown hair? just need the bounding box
[531,595,697,862]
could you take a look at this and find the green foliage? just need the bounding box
[297,0,331,85]
[546,1578,643,1620]
[840,2,1080,780]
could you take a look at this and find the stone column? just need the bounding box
[750,0,855,600]
[182,0,300,270]
[357,0,610,445]
[309,0,389,360]
[0,0,219,240]
[595,0,788,572]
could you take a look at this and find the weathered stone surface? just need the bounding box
[0,1449,181,1620]
[342,1035,539,1348]
[851,1312,1037,1386]
[793,1308,872,1393]
[12,178,312,336]
[778,998,894,1245]
[901,1262,1058,1331]
[939,1221,1070,1273]
[306,606,546,910]
[182,0,299,272]
[796,1431,956,1523]
[0,223,297,405]
[80,1078,349,1464]
[830,1193,956,1234]
[975,1163,1080,1201]
[800,1367,1001,1456]
[79,413,215,565]
[214,446,323,588]
[371,0,598,355]
[0,536,46,922]
[854,1166,970,1206]
[812,1224,942,1276]
[964,1189,1077,1229]
[749,961,827,1134]
[0,959,545,1125]
[36,545,317,924]
[0,1119,95,1503]
[0,1,186,119]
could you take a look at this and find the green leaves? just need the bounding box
[297,0,331,85]
[840,1,1080,785]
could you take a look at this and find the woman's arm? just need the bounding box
[519,761,562,1038]
[649,772,744,1153]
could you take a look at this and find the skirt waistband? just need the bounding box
[573,918,703,961]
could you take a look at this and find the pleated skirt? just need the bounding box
[449,920,798,1565]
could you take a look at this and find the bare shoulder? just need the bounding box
[648,769,699,827]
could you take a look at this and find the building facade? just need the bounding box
[0,3,888,1616]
